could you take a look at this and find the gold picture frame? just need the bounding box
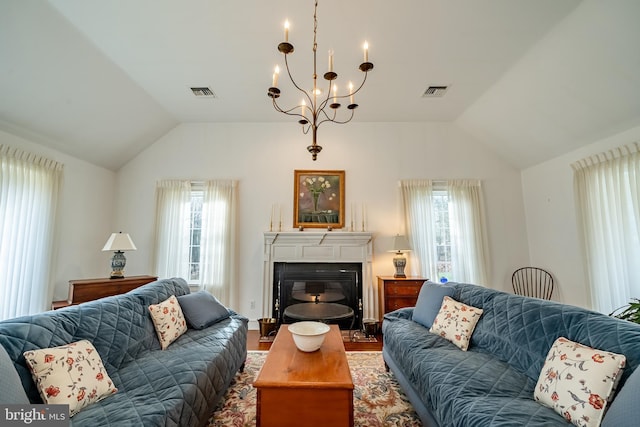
[294,170,345,229]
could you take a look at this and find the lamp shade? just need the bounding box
[102,232,137,252]
[389,235,411,253]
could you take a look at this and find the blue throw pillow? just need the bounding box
[177,290,230,330]
[0,344,30,404]
[412,281,456,329]
[601,366,640,427]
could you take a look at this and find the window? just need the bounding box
[573,142,640,314]
[400,179,489,285]
[153,180,237,306]
[0,145,63,320]
[188,188,203,281]
[433,189,452,281]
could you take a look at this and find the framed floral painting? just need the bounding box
[294,170,345,228]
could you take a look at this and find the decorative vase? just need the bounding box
[110,250,126,279]
[312,192,321,212]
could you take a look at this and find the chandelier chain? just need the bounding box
[313,0,318,53]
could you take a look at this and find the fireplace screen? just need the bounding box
[273,262,362,329]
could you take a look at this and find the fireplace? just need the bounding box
[262,231,377,325]
[273,262,362,329]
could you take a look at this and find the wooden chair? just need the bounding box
[511,267,554,300]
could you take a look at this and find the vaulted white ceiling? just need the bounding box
[1,1,639,170]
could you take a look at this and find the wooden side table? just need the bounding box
[377,276,428,320]
[52,275,158,309]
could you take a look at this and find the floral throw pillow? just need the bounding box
[149,294,187,349]
[534,337,626,427]
[428,296,483,351]
[23,340,117,416]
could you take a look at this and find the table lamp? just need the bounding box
[102,232,137,279]
[389,235,411,278]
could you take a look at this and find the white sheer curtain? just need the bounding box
[400,179,490,285]
[153,180,191,280]
[0,145,63,320]
[447,180,490,285]
[572,142,640,314]
[400,180,437,278]
[153,179,237,307]
[200,180,237,306]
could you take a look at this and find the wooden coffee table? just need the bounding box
[253,324,354,427]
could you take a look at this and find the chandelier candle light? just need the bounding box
[267,0,374,161]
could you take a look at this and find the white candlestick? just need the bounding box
[301,99,306,117]
[328,49,334,72]
[363,41,369,62]
[351,203,355,231]
[272,66,280,87]
[284,20,289,42]
[349,82,354,104]
[333,85,338,103]
[270,204,274,231]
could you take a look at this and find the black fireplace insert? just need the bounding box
[272,262,362,330]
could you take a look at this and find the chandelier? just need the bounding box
[267,0,374,161]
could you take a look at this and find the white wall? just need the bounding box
[4,118,638,319]
[115,121,529,321]
[0,130,117,301]
[521,124,640,310]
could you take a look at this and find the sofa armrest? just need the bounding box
[383,307,414,321]
[229,310,248,320]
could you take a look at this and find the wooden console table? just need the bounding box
[52,275,158,309]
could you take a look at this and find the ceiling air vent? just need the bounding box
[422,85,449,98]
[190,87,217,98]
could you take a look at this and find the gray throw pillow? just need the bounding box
[412,281,456,329]
[601,366,640,427]
[0,344,30,404]
[177,291,231,330]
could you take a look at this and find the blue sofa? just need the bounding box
[0,278,248,426]
[383,281,640,427]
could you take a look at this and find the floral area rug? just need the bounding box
[208,351,422,427]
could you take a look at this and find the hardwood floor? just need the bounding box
[247,329,383,352]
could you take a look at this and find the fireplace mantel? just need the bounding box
[262,231,377,321]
